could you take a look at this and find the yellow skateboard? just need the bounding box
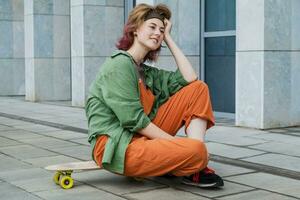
[45,161,143,189]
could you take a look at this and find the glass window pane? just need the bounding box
[205,0,236,32]
[205,36,235,113]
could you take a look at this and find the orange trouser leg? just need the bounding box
[152,80,215,135]
[124,80,214,177]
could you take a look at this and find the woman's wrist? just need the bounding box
[164,34,172,44]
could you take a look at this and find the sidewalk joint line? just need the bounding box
[224,179,300,200]
[210,155,300,180]
[0,112,87,134]
[213,188,258,199]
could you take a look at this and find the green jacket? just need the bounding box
[85,50,189,174]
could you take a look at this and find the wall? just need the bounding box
[0,0,24,95]
[236,0,300,128]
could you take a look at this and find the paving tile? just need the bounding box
[36,117,69,124]
[72,170,165,195]
[0,124,14,131]
[41,100,72,107]
[242,153,300,172]
[12,124,61,133]
[0,117,34,126]
[35,185,126,200]
[53,113,85,119]
[285,127,300,132]
[124,187,211,200]
[0,168,51,182]
[52,145,91,160]
[248,133,300,146]
[38,130,86,140]
[249,142,300,157]
[152,176,253,199]
[180,181,254,198]
[206,132,267,146]
[267,129,290,133]
[216,190,298,200]
[207,126,266,137]
[32,116,66,122]
[284,131,300,136]
[21,137,78,149]
[208,161,255,177]
[70,138,90,146]
[31,118,87,130]
[0,182,42,200]
[0,129,44,140]
[226,172,300,198]
[0,144,58,160]
[66,121,88,129]
[0,154,32,172]
[215,117,235,125]
[16,113,57,120]
[24,155,81,168]
[0,137,21,147]
[11,176,73,192]
[206,142,265,159]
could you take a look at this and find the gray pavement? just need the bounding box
[0,96,299,200]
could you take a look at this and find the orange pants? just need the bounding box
[94,80,215,177]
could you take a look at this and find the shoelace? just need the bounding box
[203,167,215,174]
[192,167,215,183]
[192,172,200,182]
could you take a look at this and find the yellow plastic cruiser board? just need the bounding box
[45,161,101,189]
[45,161,144,189]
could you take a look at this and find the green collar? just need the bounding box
[111,50,131,58]
[111,50,150,72]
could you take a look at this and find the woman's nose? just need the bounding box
[154,28,162,36]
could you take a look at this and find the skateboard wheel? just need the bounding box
[53,172,61,185]
[59,176,74,189]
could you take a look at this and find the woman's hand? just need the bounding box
[162,19,198,83]
[164,19,172,39]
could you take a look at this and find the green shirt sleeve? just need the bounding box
[157,67,190,95]
[101,61,151,133]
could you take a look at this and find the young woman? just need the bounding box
[85,3,224,188]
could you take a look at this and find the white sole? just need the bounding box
[181,180,223,188]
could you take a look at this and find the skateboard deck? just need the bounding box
[45,161,101,171]
[45,161,143,189]
[45,161,102,189]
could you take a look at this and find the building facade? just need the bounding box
[0,0,299,129]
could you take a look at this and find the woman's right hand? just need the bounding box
[163,19,172,39]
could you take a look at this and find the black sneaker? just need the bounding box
[181,167,224,188]
[159,173,175,178]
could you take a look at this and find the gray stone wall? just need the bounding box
[1,0,299,129]
[24,0,71,101]
[236,0,300,128]
[71,0,124,106]
[0,0,24,95]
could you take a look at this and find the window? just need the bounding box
[201,0,236,113]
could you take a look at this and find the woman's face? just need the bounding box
[135,18,165,51]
